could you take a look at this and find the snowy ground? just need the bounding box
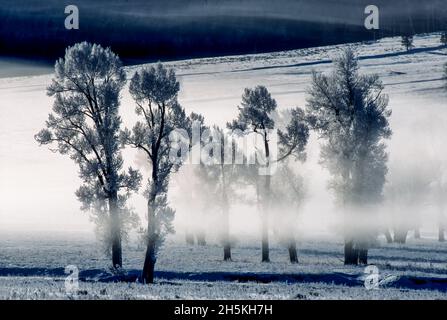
[0,33,447,299]
[0,231,447,299]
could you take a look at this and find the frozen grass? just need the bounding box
[2,277,447,300]
[0,232,446,299]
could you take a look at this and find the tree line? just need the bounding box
[35,40,446,284]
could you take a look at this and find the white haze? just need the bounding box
[0,34,446,245]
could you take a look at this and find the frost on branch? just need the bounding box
[35,42,142,266]
[306,48,391,265]
[123,62,193,283]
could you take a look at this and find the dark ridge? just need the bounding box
[1,1,446,64]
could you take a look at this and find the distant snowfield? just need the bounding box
[0,33,447,299]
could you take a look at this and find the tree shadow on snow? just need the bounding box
[1,267,447,293]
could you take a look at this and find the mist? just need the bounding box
[0,33,446,254]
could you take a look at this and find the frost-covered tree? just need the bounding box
[386,163,433,244]
[35,42,142,268]
[424,146,447,242]
[430,170,446,242]
[277,108,310,163]
[175,123,247,260]
[172,113,210,247]
[227,86,277,262]
[228,86,309,262]
[444,62,447,90]
[175,164,209,246]
[401,35,414,52]
[441,64,447,240]
[271,161,307,263]
[121,63,190,284]
[202,126,247,260]
[215,135,241,261]
[307,48,391,265]
[441,31,447,46]
[275,108,309,262]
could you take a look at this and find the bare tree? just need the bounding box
[35,42,142,268]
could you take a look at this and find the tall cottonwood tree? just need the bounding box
[444,62,447,89]
[201,126,247,261]
[441,63,447,241]
[122,63,190,284]
[227,86,277,262]
[35,42,141,268]
[386,163,433,244]
[307,48,391,265]
[431,170,446,242]
[401,35,414,51]
[173,113,210,247]
[228,86,309,262]
[276,108,309,262]
[271,161,306,263]
[441,31,447,46]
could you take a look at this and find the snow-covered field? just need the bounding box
[0,33,446,299]
[0,231,447,299]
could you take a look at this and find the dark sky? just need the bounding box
[0,0,446,62]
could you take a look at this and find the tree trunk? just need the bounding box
[224,244,231,261]
[261,135,271,263]
[344,240,358,265]
[261,212,270,262]
[358,246,368,265]
[111,232,122,269]
[109,194,122,269]
[438,207,445,242]
[394,229,408,244]
[256,178,270,262]
[414,228,421,239]
[142,190,158,284]
[384,229,393,243]
[196,231,206,246]
[142,236,157,284]
[222,197,231,261]
[185,232,195,245]
[288,238,298,263]
[439,226,445,242]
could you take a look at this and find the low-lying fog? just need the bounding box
[0,34,446,245]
